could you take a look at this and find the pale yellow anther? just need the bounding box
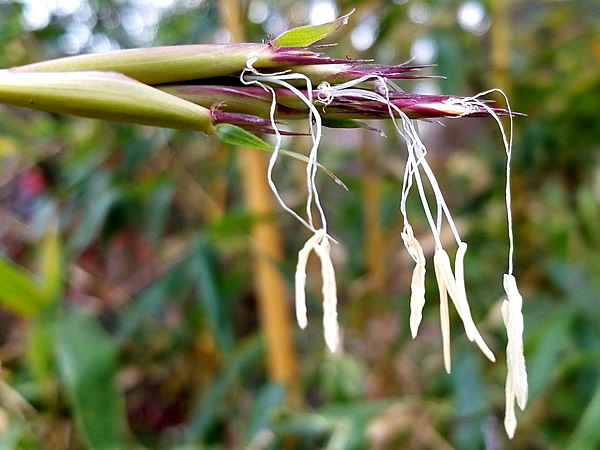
[502,274,528,439]
[434,100,476,116]
[433,246,496,373]
[454,243,496,362]
[433,250,452,373]
[294,230,340,353]
[295,229,326,329]
[401,224,427,338]
[314,236,340,353]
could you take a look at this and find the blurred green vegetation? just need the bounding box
[0,0,599,449]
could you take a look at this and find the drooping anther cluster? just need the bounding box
[239,58,527,439]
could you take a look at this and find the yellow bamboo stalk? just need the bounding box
[490,0,512,96]
[360,129,386,293]
[219,0,299,392]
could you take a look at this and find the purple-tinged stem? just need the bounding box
[161,84,518,122]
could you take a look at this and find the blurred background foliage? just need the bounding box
[0,0,599,448]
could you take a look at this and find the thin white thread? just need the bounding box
[240,58,315,233]
[241,57,341,351]
[317,76,464,249]
[444,89,514,274]
[316,77,505,367]
[446,90,526,439]
[242,61,328,233]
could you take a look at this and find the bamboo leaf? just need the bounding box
[183,335,264,442]
[566,381,600,450]
[26,316,56,399]
[215,123,273,151]
[0,254,47,317]
[55,311,130,449]
[191,239,234,352]
[451,350,488,449]
[215,124,348,190]
[38,220,63,302]
[246,383,286,446]
[527,312,573,400]
[273,10,354,47]
[67,183,120,256]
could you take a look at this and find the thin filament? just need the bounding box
[243,63,328,233]
[240,60,315,232]
[444,89,514,273]
[318,76,464,249]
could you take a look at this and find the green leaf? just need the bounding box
[215,124,348,190]
[566,381,600,450]
[191,239,234,352]
[0,253,48,317]
[246,383,286,446]
[273,10,354,47]
[321,354,365,402]
[26,315,56,399]
[55,311,130,449]
[527,312,573,400]
[183,335,264,443]
[38,220,63,302]
[183,374,228,443]
[321,400,399,449]
[0,222,62,317]
[274,399,397,449]
[115,252,197,343]
[144,177,175,243]
[326,419,360,450]
[206,211,263,239]
[215,123,273,151]
[67,184,120,256]
[274,411,333,437]
[451,350,487,450]
[318,399,396,421]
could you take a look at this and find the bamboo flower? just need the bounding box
[0,13,527,438]
[160,84,514,125]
